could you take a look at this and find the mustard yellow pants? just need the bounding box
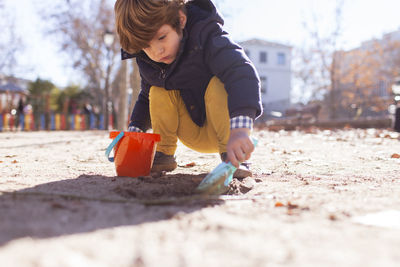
[149,76,230,155]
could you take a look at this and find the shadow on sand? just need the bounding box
[0,173,224,246]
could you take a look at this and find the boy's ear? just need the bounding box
[179,10,187,29]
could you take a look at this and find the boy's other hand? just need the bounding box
[226,128,254,168]
[128,126,143,132]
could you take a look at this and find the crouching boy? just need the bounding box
[114,0,262,178]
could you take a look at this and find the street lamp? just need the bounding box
[104,31,114,48]
[392,85,400,102]
[103,30,114,130]
[392,77,400,102]
[391,77,400,132]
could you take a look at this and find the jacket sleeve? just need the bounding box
[128,74,152,132]
[202,23,262,120]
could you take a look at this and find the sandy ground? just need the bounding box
[0,128,399,267]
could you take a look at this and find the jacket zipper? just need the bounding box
[160,69,166,79]
[140,57,167,79]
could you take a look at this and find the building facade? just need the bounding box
[239,39,292,119]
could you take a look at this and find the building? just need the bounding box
[0,76,29,114]
[239,39,292,119]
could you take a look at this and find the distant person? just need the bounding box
[92,105,101,129]
[16,98,25,130]
[114,0,262,178]
[83,102,93,130]
[17,98,24,115]
[395,104,400,132]
[83,102,93,116]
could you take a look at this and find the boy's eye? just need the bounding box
[158,35,166,41]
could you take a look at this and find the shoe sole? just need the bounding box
[233,168,252,179]
[151,162,178,173]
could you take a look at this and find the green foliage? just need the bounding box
[28,78,88,114]
[50,87,62,112]
[55,84,89,113]
[28,78,54,95]
[28,78,56,114]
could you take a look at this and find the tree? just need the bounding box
[335,38,400,118]
[28,79,55,113]
[28,78,56,129]
[294,0,344,119]
[41,0,120,129]
[52,84,87,114]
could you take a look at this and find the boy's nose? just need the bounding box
[155,46,164,56]
[144,43,165,61]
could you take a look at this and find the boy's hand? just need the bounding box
[128,126,143,132]
[226,128,254,168]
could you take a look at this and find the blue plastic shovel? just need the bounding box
[195,138,258,195]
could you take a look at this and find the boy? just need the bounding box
[114,0,262,178]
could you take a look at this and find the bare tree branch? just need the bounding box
[293,0,344,118]
[0,1,23,75]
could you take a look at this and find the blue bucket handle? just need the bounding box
[105,131,125,162]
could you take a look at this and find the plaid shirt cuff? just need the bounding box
[128,126,143,132]
[230,116,253,130]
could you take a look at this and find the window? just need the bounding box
[277,52,286,65]
[260,76,267,94]
[378,80,388,97]
[259,51,267,63]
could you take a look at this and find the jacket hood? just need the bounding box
[187,0,224,25]
[121,0,223,60]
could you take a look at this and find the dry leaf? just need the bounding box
[344,124,352,129]
[287,202,299,210]
[184,162,196,168]
[391,153,400,159]
[329,214,337,221]
[275,202,284,207]
[179,162,196,168]
[51,202,66,209]
[11,160,18,164]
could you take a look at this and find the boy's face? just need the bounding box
[143,10,187,65]
[143,24,182,64]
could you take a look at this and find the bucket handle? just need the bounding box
[105,131,125,162]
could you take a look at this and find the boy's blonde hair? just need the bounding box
[115,0,187,54]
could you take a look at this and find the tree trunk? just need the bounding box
[329,54,337,120]
[104,63,111,130]
[128,61,141,122]
[117,60,128,130]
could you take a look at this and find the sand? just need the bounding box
[0,128,399,267]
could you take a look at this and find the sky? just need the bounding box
[3,0,400,87]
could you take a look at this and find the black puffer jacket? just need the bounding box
[122,0,262,131]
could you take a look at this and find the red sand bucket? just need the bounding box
[106,131,161,177]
